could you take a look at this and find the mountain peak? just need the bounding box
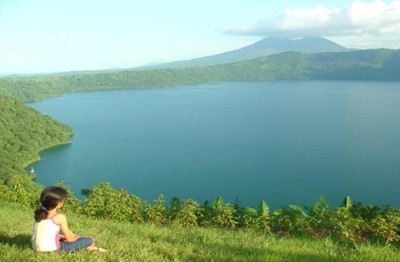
[243,37,348,53]
[149,37,349,69]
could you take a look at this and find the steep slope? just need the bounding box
[0,95,73,183]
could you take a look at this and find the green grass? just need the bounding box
[0,202,399,261]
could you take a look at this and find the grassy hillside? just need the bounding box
[0,49,399,103]
[1,202,399,262]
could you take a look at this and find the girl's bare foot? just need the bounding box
[88,246,107,253]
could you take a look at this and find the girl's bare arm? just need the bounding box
[53,214,79,242]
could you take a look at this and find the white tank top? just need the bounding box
[31,215,61,252]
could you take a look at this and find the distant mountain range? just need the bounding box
[148,37,350,69]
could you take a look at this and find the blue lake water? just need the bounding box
[29,81,400,210]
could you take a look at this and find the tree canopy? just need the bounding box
[0,95,72,187]
[1,49,399,102]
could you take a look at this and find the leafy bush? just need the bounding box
[176,199,201,227]
[241,207,258,229]
[144,194,168,225]
[271,205,309,235]
[349,202,400,243]
[82,182,143,222]
[330,207,364,242]
[0,182,10,204]
[210,197,237,229]
[256,201,271,233]
[308,196,334,237]
[168,196,182,222]
[368,207,400,243]
[2,176,40,207]
[198,200,213,227]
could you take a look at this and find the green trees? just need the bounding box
[0,95,72,189]
[1,49,400,103]
[83,182,143,222]
[175,199,201,227]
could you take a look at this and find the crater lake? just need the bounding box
[29,81,400,210]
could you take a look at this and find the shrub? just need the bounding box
[176,199,201,227]
[271,205,309,235]
[168,196,182,221]
[241,207,258,229]
[330,207,364,242]
[198,200,213,227]
[82,182,143,222]
[129,194,144,223]
[0,183,9,203]
[144,194,168,225]
[210,197,237,229]
[3,175,40,207]
[367,207,400,243]
[256,201,271,233]
[308,196,334,237]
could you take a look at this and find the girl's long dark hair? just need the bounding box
[34,186,68,222]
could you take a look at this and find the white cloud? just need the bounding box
[225,0,400,39]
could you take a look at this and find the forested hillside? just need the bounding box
[0,67,222,102]
[0,49,399,102]
[219,48,400,81]
[0,95,72,187]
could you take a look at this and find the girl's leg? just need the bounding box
[59,237,94,252]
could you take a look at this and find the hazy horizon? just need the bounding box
[1,0,400,75]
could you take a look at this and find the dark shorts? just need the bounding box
[59,237,93,252]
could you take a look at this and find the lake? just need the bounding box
[29,81,400,210]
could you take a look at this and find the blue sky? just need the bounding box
[0,0,399,74]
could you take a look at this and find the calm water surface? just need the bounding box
[29,81,400,209]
